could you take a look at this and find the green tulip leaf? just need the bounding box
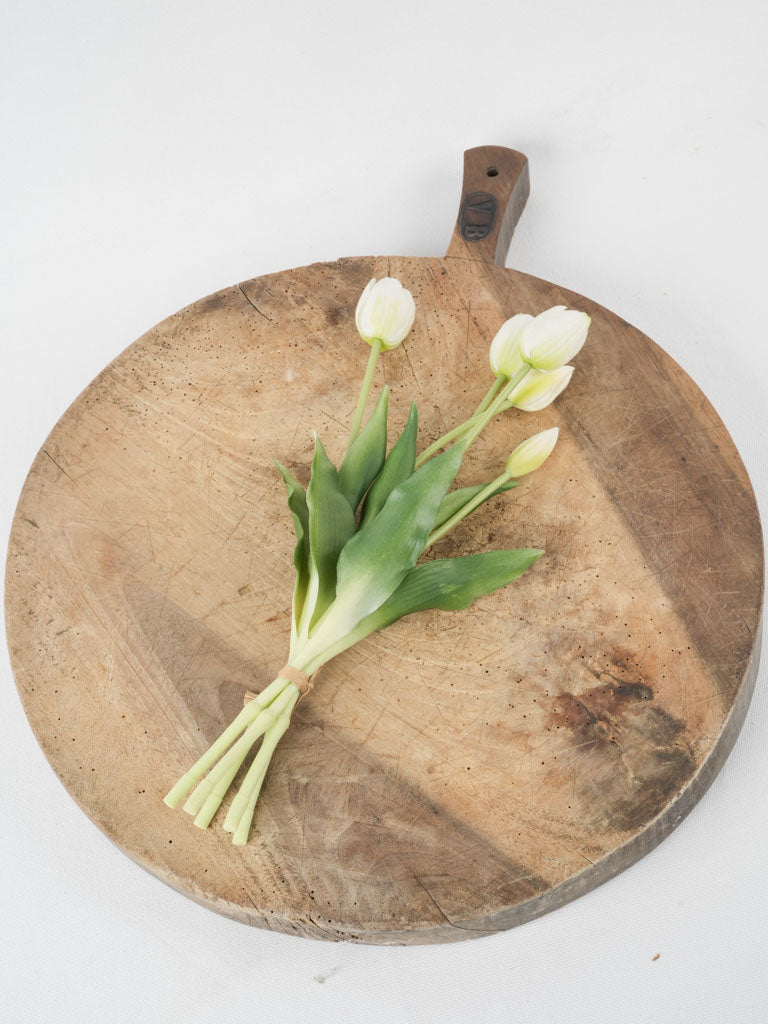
[298,435,355,636]
[308,444,463,645]
[338,387,389,510]
[274,462,310,638]
[360,402,418,527]
[317,548,543,663]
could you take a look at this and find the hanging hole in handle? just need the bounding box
[486,166,499,177]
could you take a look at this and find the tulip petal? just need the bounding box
[520,307,590,371]
[508,365,574,412]
[506,427,560,477]
[489,313,532,377]
[355,276,416,349]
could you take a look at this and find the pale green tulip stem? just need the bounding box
[223,689,297,833]
[425,471,511,548]
[164,676,301,841]
[193,755,251,829]
[416,377,506,467]
[163,676,289,808]
[459,365,531,453]
[416,369,530,468]
[231,697,297,845]
[182,683,297,819]
[415,412,485,467]
[348,338,383,445]
[475,374,505,415]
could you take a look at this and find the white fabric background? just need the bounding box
[2,1,766,1021]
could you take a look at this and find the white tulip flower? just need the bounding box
[489,314,533,378]
[507,365,574,412]
[355,277,416,351]
[506,427,560,478]
[520,306,590,371]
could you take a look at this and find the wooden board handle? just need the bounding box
[445,146,530,266]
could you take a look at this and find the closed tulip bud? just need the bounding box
[489,313,533,378]
[507,365,574,412]
[520,306,590,371]
[355,277,416,350]
[506,427,559,478]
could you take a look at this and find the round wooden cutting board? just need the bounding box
[6,147,763,944]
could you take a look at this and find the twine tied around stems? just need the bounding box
[243,665,318,706]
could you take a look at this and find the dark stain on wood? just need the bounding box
[549,673,695,833]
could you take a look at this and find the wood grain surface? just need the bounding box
[5,148,763,943]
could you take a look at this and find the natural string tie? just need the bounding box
[243,665,318,706]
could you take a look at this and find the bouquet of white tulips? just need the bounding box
[164,278,590,844]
